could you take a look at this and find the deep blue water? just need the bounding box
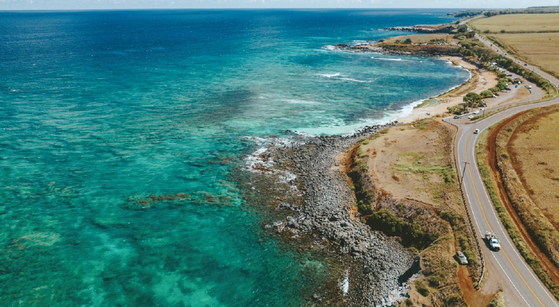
[0,9,468,306]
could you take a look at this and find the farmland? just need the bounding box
[508,109,559,231]
[469,14,559,77]
[470,13,559,33]
[490,33,559,77]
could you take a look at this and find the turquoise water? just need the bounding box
[0,10,468,306]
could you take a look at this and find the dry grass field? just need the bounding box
[470,14,559,33]
[362,119,460,207]
[491,33,559,76]
[381,33,456,44]
[508,110,559,230]
[355,119,485,306]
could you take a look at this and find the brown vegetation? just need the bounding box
[470,14,559,78]
[478,107,559,299]
[493,108,559,268]
[470,14,559,33]
[344,119,485,306]
[508,109,559,231]
[491,33,559,77]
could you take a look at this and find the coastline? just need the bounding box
[240,47,489,305]
[396,56,497,123]
[241,124,415,306]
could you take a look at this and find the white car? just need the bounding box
[468,115,474,119]
[473,110,480,115]
[474,129,480,134]
[456,251,468,265]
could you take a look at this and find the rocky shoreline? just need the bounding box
[382,25,455,33]
[329,43,462,58]
[242,123,416,306]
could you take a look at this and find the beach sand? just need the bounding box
[397,57,498,123]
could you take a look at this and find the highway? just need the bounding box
[448,30,559,306]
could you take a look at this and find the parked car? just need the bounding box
[494,93,500,96]
[473,110,480,114]
[474,129,480,134]
[468,115,474,119]
[456,251,468,265]
[454,115,460,119]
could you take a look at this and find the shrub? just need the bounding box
[427,275,444,288]
[415,280,430,297]
[441,210,464,226]
[481,90,494,98]
[367,209,406,235]
[357,200,373,215]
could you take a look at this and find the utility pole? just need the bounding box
[483,108,486,117]
[460,161,469,186]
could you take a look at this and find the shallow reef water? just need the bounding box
[0,9,467,306]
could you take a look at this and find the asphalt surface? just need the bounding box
[448,33,559,306]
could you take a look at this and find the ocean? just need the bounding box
[0,9,468,306]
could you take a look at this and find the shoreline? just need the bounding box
[396,56,496,123]
[241,43,500,305]
[242,123,415,306]
[327,44,495,128]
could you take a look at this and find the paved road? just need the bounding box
[449,31,559,306]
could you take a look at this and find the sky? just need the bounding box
[0,0,557,10]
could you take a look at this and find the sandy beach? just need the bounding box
[397,56,498,123]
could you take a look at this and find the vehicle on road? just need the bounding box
[474,129,480,134]
[485,231,501,251]
[456,251,468,265]
[527,85,532,89]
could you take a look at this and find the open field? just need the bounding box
[490,33,559,77]
[356,119,487,306]
[363,119,460,207]
[470,14,559,33]
[483,106,559,293]
[381,33,456,44]
[508,109,559,231]
[477,117,559,300]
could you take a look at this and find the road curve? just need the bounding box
[449,30,559,306]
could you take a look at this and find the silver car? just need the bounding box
[456,251,468,265]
